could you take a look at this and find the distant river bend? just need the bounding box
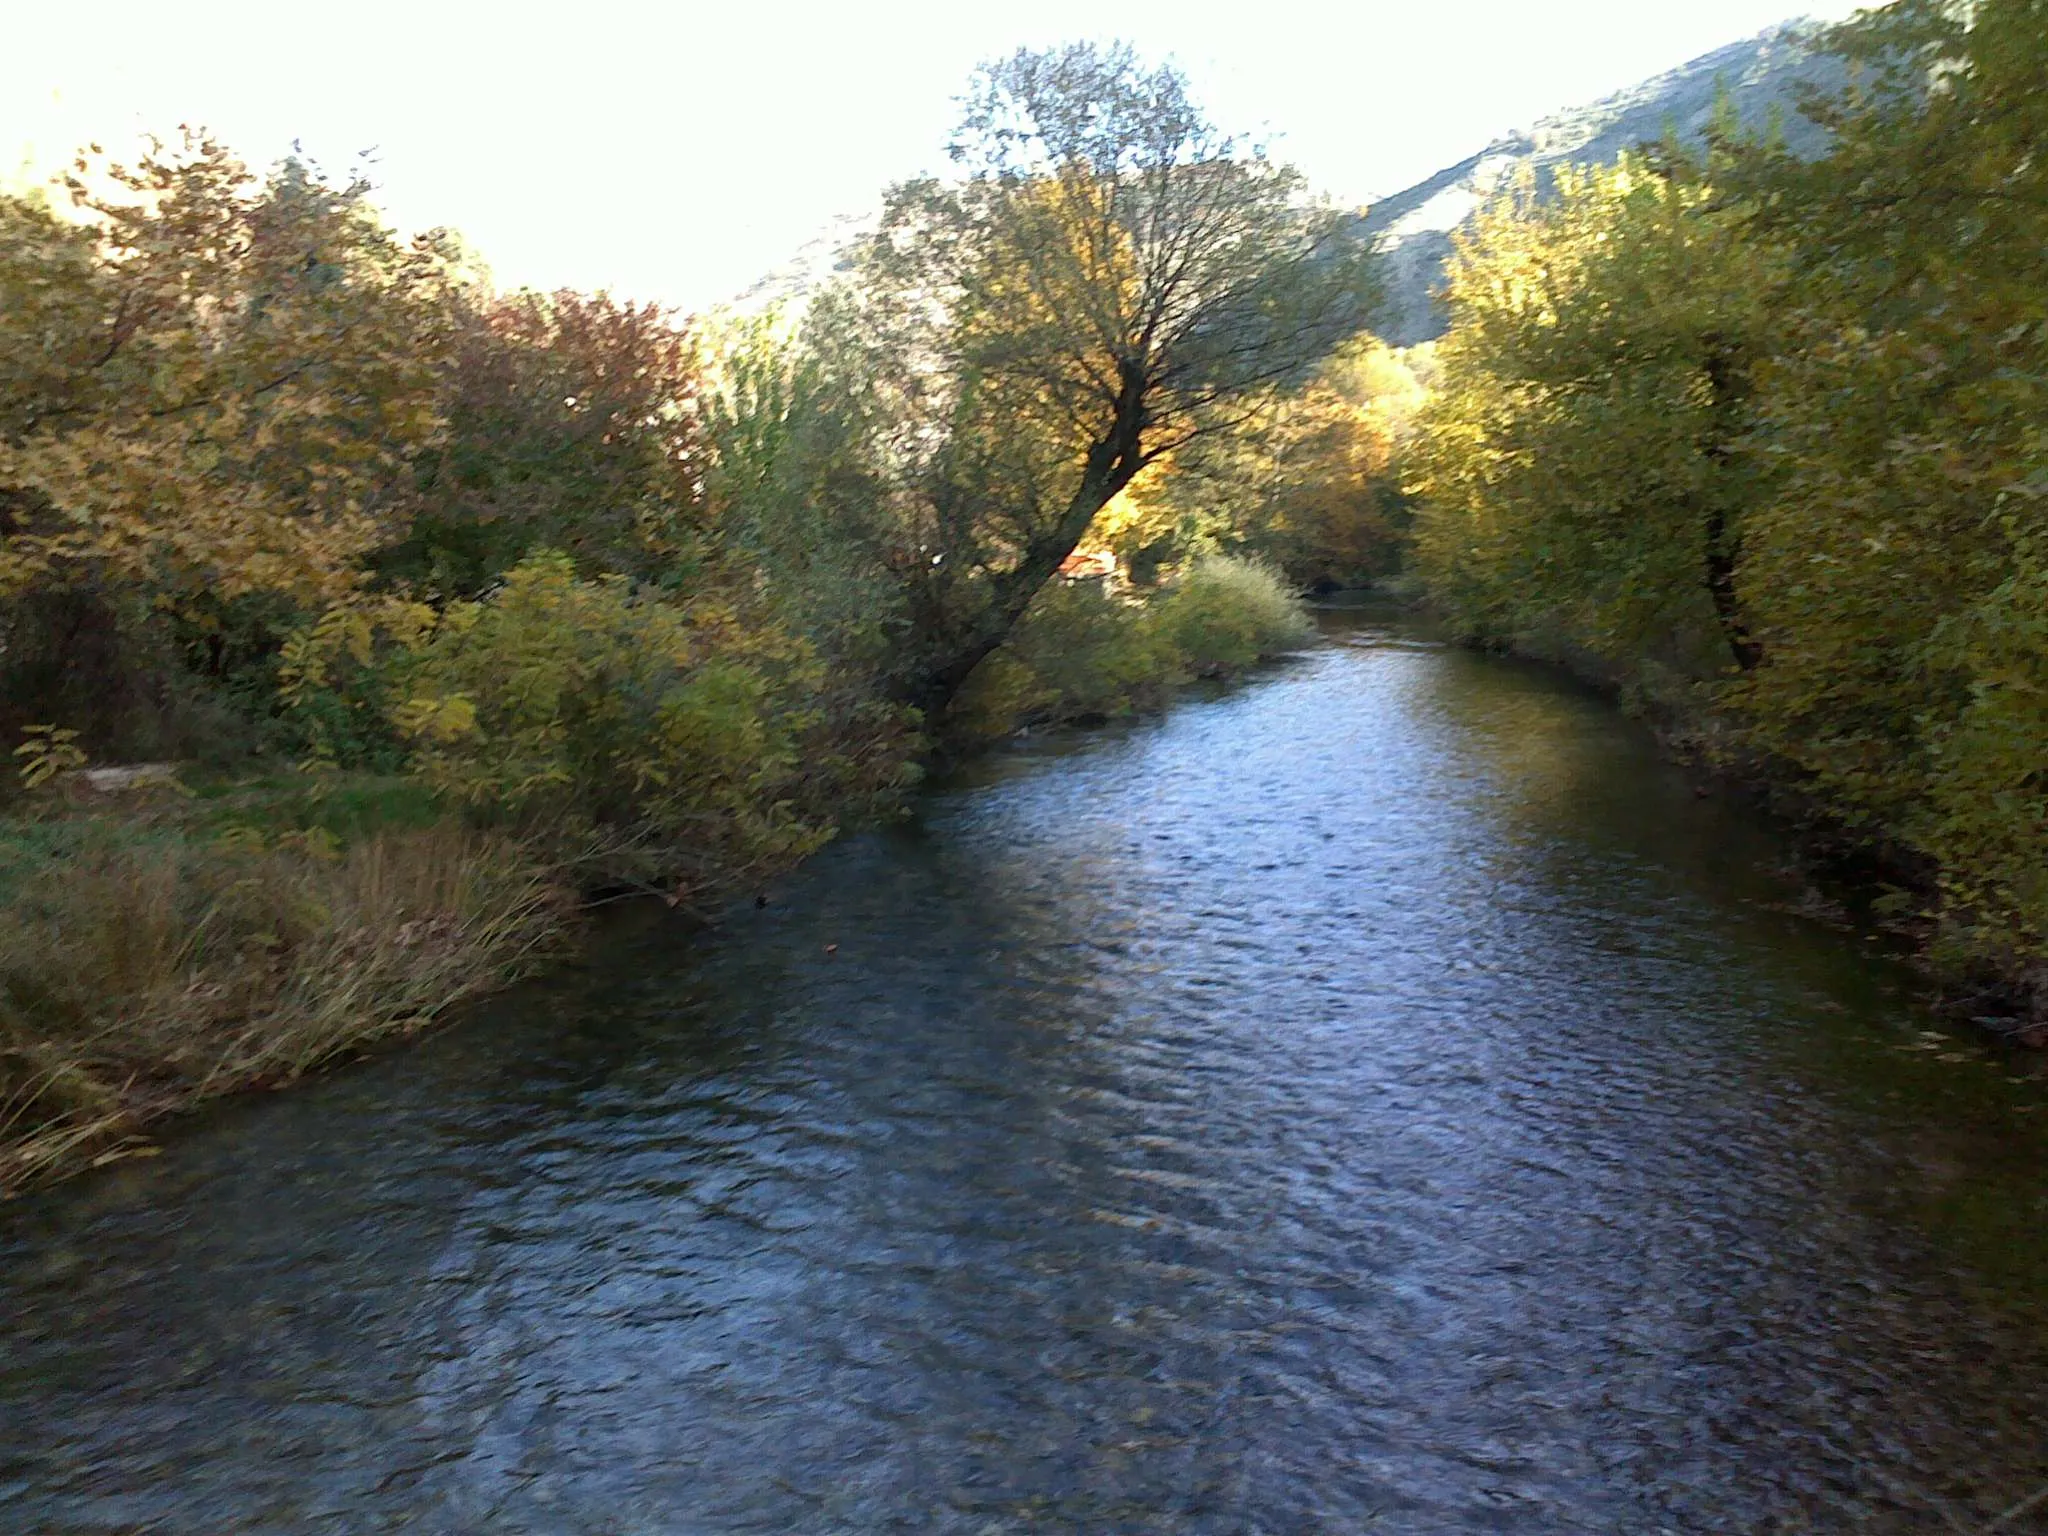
[4,605,2045,1533]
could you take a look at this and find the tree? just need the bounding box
[1409,0,2048,981]
[847,42,1375,712]
[1097,335,1429,587]
[0,133,447,607]
[699,310,908,680]
[0,133,452,754]
[380,287,704,597]
[1408,150,1779,677]
[1724,0,2048,967]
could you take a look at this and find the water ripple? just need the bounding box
[3,610,2046,1534]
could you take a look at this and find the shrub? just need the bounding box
[951,556,1312,737]
[1149,556,1315,676]
[387,551,835,886]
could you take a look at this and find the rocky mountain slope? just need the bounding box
[1362,20,1843,344]
[732,20,1844,340]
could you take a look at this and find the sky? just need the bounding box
[2,0,1866,312]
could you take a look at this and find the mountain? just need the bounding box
[731,19,1845,340]
[730,210,875,315]
[1360,20,1844,346]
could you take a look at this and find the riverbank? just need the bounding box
[1400,0,2048,1039]
[8,606,2043,1534]
[0,560,1313,1196]
[1428,612,2048,1048]
[0,795,572,1191]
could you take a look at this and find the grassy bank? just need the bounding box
[0,558,1314,1195]
[0,802,569,1191]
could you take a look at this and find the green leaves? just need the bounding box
[1727,0,2048,966]
[1413,0,2048,981]
[1411,155,1775,673]
[383,551,835,886]
[844,42,1374,709]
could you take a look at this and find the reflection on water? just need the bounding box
[3,607,2045,1534]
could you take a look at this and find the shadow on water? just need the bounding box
[3,606,2046,1534]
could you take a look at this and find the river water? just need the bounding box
[3,608,2046,1534]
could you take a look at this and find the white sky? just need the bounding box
[3,0,1865,312]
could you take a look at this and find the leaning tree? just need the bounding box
[841,42,1376,713]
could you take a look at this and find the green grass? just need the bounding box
[182,769,444,839]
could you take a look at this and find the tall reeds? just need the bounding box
[0,822,567,1191]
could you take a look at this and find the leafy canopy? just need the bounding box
[843,42,1374,707]
[0,133,451,607]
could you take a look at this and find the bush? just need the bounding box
[1150,556,1315,676]
[386,551,837,887]
[951,556,1312,738]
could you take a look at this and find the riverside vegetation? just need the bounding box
[1408,0,2048,1025]
[5,0,2044,1191]
[0,47,1353,1188]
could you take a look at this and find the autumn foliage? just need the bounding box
[1410,0,2048,996]
[0,49,1365,1186]
[0,136,447,605]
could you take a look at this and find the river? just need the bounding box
[3,606,2045,1534]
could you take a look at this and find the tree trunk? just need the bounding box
[905,401,1146,719]
[1703,501,1762,671]
[1697,336,1762,672]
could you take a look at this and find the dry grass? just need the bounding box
[0,821,569,1192]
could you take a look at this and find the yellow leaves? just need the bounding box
[1100,331,1424,583]
[391,693,479,748]
[277,594,438,707]
[0,135,452,610]
[360,550,835,877]
[13,725,86,789]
